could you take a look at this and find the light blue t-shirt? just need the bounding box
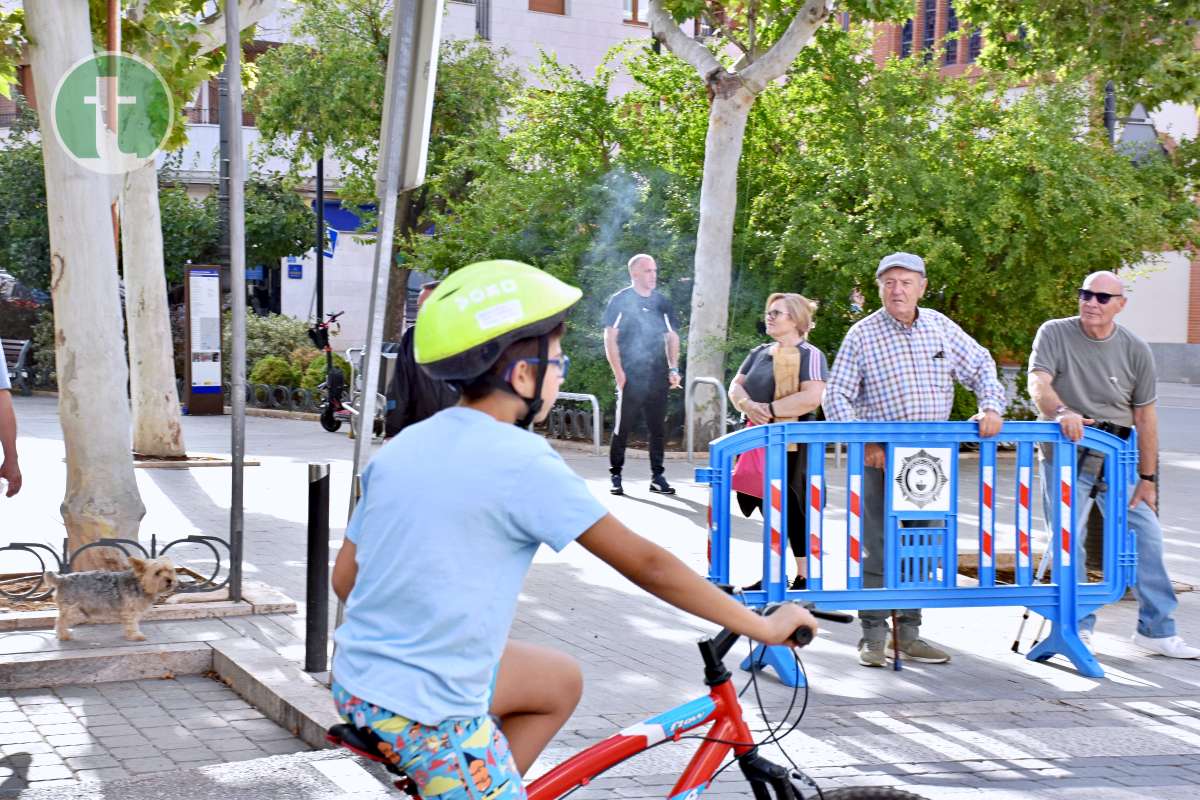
[0,346,9,391]
[332,406,608,726]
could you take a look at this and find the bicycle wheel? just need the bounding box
[819,788,928,800]
[320,405,342,432]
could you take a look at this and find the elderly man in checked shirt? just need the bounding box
[824,252,1006,668]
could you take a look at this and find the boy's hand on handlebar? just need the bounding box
[756,603,818,647]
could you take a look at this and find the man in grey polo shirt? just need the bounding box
[0,345,20,497]
[1028,270,1199,658]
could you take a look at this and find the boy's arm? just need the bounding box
[576,514,815,645]
[332,539,358,602]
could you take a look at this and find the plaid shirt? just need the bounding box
[824,307,1005,422]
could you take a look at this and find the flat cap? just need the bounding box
[876,252,926,278]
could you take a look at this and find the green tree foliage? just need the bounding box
[249,354,301,387]
[158,182,218,285]
[301,351,352,391]
[413,35,1197,413]
[249,0,522,334]
[0,102,50,293]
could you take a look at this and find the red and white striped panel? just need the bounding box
[981,465,994,569]
[1059,465,1073,567]
[769,479,783,586]
[848,474,862,580]
[808,475,822,581]
[1017,465,1032,572]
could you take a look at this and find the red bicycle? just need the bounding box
[328,604,927,800]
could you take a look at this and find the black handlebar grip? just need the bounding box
[790,625,815,647]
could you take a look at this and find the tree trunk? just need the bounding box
[26,0,145,569]
[685,84,755,445]
[384,264,410,342]
[122,162,186,458]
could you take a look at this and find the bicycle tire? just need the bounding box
[819,787,929,800]
[320,406,342,432]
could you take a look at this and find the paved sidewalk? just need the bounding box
[4,388,1200,797]
[0,676,308,793]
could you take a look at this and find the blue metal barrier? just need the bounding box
[697,421,1139,682]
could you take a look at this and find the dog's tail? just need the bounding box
[43,571,61,588]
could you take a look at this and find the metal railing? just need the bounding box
[686,376,729,463]
[555,392,602,455]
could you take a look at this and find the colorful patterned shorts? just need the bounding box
[332,682,525,799]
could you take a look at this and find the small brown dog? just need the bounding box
[44,556,178,641]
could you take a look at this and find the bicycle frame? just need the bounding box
[527,664,754,799]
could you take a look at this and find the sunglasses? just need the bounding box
[504,356,570,382]
[1078,289,1123,305]
[765,310,790,320]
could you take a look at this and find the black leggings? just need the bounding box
[735,447,807,558]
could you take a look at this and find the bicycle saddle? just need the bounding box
[326,724,420,796]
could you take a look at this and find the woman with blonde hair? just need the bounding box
[727,293,827,590]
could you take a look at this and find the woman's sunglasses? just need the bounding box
[1078,289,1123,305]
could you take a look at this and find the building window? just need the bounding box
[530,0,564,14]
[900,18,914,58]
[624,0,646,24]
[943,1,959,65]
[922,0,937,57]
[967,26,982,62]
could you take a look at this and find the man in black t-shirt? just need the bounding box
[602,254,681,496]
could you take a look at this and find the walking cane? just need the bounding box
[1011,459,1105,653]
[891,610,902,670]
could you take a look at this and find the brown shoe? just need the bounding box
[886,637,951,664]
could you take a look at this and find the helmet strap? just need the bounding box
[515,335,550,430]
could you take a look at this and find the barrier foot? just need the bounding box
[741,644,806,687]
[1026,620,1104,678]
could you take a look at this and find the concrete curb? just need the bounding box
[211,637,340,749]
[0,583,298,632]
[0,643,212,690]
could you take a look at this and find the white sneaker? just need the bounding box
[1131,633,1200,659]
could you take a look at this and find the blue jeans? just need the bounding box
[1040,465,1177,639]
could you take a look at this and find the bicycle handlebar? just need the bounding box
[767,603,854,648]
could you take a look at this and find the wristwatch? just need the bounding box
[1139,473,1157,483]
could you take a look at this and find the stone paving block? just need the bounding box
[165,748,220,764]
[26,777,77,789]
[65,753,120,770]
[218,707,266,722]
[76,766,130,782]
[35,722,86,736]
[122,756,177,774]
[0,722,35,736]
[0,734,44,753]
[25,713,75,727]
[0,712,29,725]
[206,735,257,753]
[107,745,161,760]
[259,738,311,756]
[22,764,74,781]
[94,733,152,749]
[55,743,110,758]
[1,740,53,756]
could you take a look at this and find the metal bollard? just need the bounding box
[306,463,331,673]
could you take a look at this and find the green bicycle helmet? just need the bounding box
[415,260,581,427]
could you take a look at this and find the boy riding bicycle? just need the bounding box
[330,260,816,799]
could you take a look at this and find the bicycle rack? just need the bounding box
[686,376,728,463]
[555,392,602,455]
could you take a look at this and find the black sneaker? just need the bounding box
[740,576,806,592]
[649,476,675,495]
[610,474,624,496]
